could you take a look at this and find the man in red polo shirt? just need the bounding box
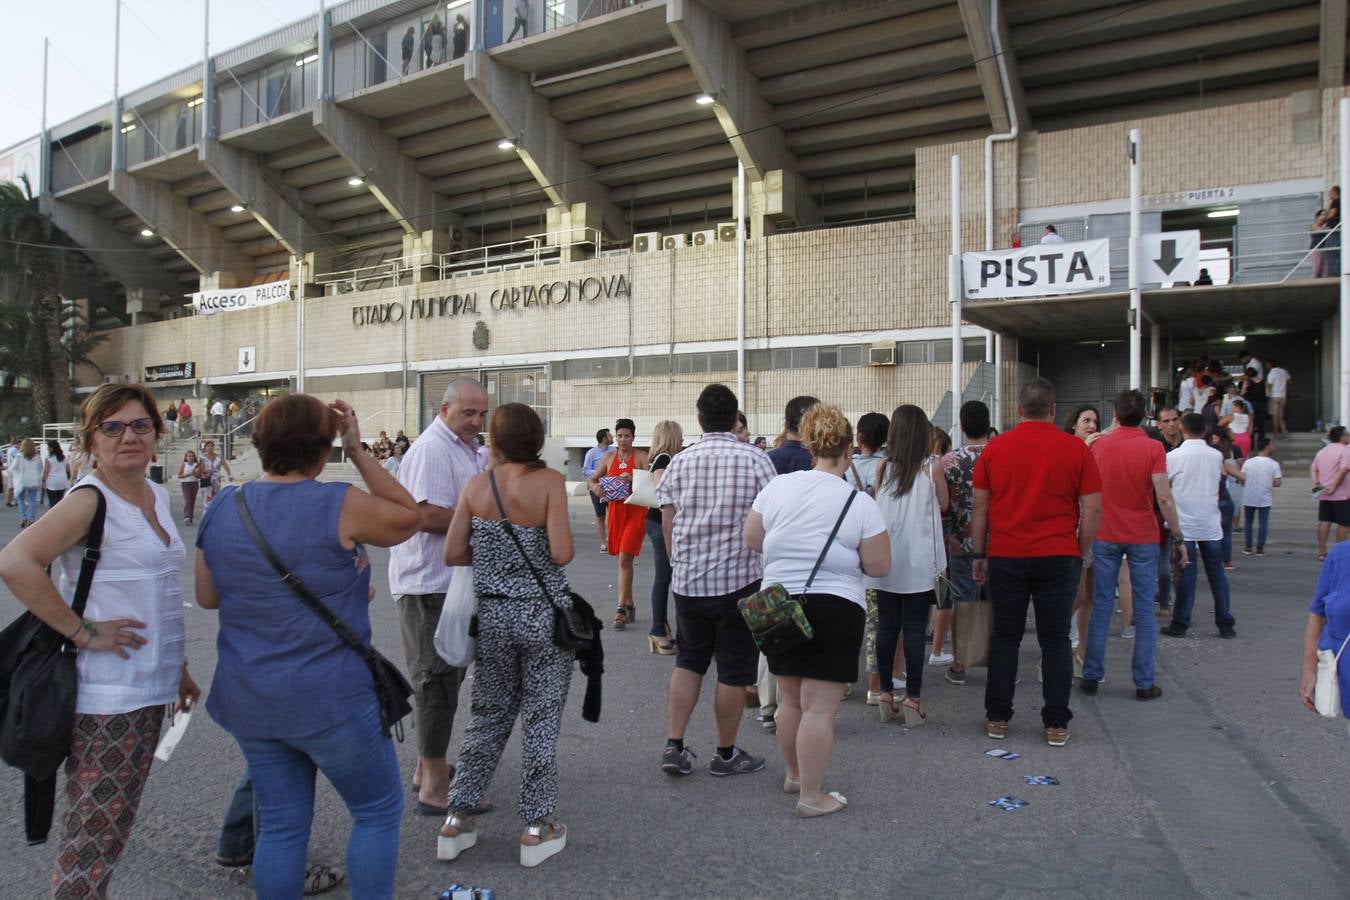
[972,377,1101,747]
[1080,390,1188,701]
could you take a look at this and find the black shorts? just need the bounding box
[1320,499,1350,527]
[589,491,607,519]
[673,582,760,686]
[766,594,865,684]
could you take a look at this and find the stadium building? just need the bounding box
[5,0,1348,463]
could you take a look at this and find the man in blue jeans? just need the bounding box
[972,378,1101,747]
[1163,413,1237,638]
[1080,390,1189,700]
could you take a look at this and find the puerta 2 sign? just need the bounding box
[193,280,292,315]
[962,239,1111,300]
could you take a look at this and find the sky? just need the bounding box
[0,0,321,151]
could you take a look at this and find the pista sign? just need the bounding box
[351,274,631,326]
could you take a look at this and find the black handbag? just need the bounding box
[487,470,595,653]
[233,487,413,741]
[0,484,106,843]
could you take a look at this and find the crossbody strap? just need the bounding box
[804,489,857,593]
[68,484,107,621]
[232,487,377,666]
[487,470,559,608]
[1334,629,1350,665]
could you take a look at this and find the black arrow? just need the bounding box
[1154,239,1182,276]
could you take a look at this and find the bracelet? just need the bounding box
[65,619,84,641]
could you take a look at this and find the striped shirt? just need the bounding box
[657,431,777,596]
[387,416,485,595]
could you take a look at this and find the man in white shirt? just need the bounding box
[1177,373,1197,412]
[1266,359,1291,437]
[1240,438,1283,556]
[4,437,20,506]
[1162,413,1236,639]
[1041,225,1065,244]
[210,398,226,433]
[387,378,489,815]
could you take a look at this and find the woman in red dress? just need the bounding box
[588,418,648,629]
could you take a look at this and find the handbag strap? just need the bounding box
[487,470,560,608]
[1334,628,1350,665]
[232,486,379,668]
[805,490,857,592]
[69,485,107,620]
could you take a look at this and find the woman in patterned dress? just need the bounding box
[438,402,575,868]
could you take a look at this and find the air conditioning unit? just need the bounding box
[717,222,738,242]
[632,231,661,252]
[868,341,897,366]
[662,233,688,250]
[691,229,716,247]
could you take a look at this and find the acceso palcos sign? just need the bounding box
[351,274,631,326]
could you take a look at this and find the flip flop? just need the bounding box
[416,799,493,816]
[794,791,848,818]
[303,862,345,896]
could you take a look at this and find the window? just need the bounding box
[818,347,838,369]
[791,347,817,369]
[900,341,929,365]
[771,348,792,370]
[839,345,864,367]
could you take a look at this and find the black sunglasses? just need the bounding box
[97,417,155,437]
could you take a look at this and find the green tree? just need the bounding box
[0,175,96,426]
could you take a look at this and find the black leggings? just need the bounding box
[875,589,935,698]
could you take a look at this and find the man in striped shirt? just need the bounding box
[388,378,488,815]
[657,384,777,777]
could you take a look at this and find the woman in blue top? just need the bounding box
[195,395,419,899]
[1302,541,1350,729]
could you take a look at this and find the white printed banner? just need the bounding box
[962,238,1111,300]
[192,280,292,315]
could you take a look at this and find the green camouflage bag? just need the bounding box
[738,490,858,654]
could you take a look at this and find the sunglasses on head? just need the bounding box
[97,417,155,437]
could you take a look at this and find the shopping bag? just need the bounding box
[433,566,477,667]
[952,597,992,669]
[625,469,660,508]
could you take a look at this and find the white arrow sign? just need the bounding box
[1139,230,1201,285]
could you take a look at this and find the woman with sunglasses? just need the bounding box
[0,384,200,898]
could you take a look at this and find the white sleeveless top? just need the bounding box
[56,476,186,715]
[865,460,947,595]
[1230,412,1250,435]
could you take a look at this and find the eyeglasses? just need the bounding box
[97,417,155,437]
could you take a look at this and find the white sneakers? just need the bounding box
[928,651,954,667]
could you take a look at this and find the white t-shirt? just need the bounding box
[1178,377,1197,412]
[1230,412,1250,435]
[753,470,887,608]
[211,400,225,417]
[1041,231,1065,244]
[1167,439,1223,542]
[1267,367,1289,399]
[1241,456,1282,508]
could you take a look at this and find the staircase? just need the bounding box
[933,362,997,430]
[1270,432,1324,470]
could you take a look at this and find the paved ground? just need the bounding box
[2,474,1349,899]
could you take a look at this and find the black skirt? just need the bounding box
[766,593,865,684]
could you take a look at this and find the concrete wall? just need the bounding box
[84,87,1345,438]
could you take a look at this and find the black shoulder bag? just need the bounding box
[0,484,106,844]
[487,471,605,722]
[233,487,413,741]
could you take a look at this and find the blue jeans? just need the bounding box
[1218,497,1234,565]
[985,555,1081,728]
[17,486,38,521]
[1083,541,1160,689]
[234,699,403,900]
[216,775,258,864]
[645,517,672,637]
[1156,535,1173,610]
[1243,506,1271,551]
[1173,540,1236,632]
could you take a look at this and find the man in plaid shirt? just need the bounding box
[656,384,777,777]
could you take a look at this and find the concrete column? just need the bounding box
[125,287,161,325]
[402,230,453,283]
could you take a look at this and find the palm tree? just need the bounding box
[0,175,79,425]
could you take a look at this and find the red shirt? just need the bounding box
[973,420,1101,558]
[1091,427,1166,544]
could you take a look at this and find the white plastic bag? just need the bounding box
[434,566,477,667]
[154,710,192,762]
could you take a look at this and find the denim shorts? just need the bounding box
[947,552,986,603]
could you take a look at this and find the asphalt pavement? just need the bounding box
[1,475,1348,899]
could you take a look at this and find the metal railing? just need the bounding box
[316,227,603,293]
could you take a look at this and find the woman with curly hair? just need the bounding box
[744,403,890,817]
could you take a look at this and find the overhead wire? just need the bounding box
[4,0,1170,259]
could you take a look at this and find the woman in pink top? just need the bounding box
[1311,426,1350,560]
